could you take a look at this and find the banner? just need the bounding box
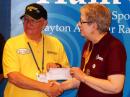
[11,0,130,97]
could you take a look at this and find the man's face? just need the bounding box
[23,15,47,36]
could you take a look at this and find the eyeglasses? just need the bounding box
[21,16,41,24]
[80,19,93,24]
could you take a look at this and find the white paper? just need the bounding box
[47,68,72,80]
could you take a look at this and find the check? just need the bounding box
[47,68,72,80]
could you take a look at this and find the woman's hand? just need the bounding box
[70,67,86,82]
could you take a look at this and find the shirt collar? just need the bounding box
[24,33,43,46]
[91,32,111,47]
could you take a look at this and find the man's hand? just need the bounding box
[47,63,61,71]
[44,81,63,97]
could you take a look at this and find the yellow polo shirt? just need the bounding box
[3,33,70,97]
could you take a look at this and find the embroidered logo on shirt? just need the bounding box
[17,48,30,55]
[96,54,104,62]
[47,51,57,55]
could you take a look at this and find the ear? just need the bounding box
[90,23,98,35]
[43,20,48,26]
[40,18,48,26]
[92,22,98,31]
[42,19,48,30]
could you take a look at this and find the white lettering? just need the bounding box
[109,27,116,33]
[100,0,110,4]
[73,25,80,32]
[112,11,118,21]
[112,11,130,23]
[37,0,49,4]
[37,0,121,4]
[113,0,121,4]
[44,25,71,32]
[55,0,67,4]
[119,25,130,34]
[70,0,86,4]
[88,0,98,4]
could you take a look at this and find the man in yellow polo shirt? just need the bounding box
[3,3,70,97]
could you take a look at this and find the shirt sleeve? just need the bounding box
[106,41,127,76]
[3,40,20,78]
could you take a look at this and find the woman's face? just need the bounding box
[78,14,95,40]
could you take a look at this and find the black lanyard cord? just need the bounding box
[27,37,44,73]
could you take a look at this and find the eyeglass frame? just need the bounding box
[21,15,41,24]
[79,18,93,24]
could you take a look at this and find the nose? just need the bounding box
[27,20,35,27]
[77,21,81,27]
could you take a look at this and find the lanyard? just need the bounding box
[83,43,93,72]
[27,37,44,73]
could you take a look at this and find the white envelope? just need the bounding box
[47,68,72,80]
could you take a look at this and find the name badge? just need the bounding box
[36,73,48,83]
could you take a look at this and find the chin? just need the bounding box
[26,29,36,34]
[25,31,32,35]
[80,32,85,37]
[80,33,85,37]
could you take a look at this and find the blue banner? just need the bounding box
[4,0,130,97]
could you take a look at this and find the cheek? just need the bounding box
[82,27,93,37]
[85,25,93,33]
[23,23,27,31]
[82,26,89,33]
[36,23,43,28]
[37,25,43,31]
